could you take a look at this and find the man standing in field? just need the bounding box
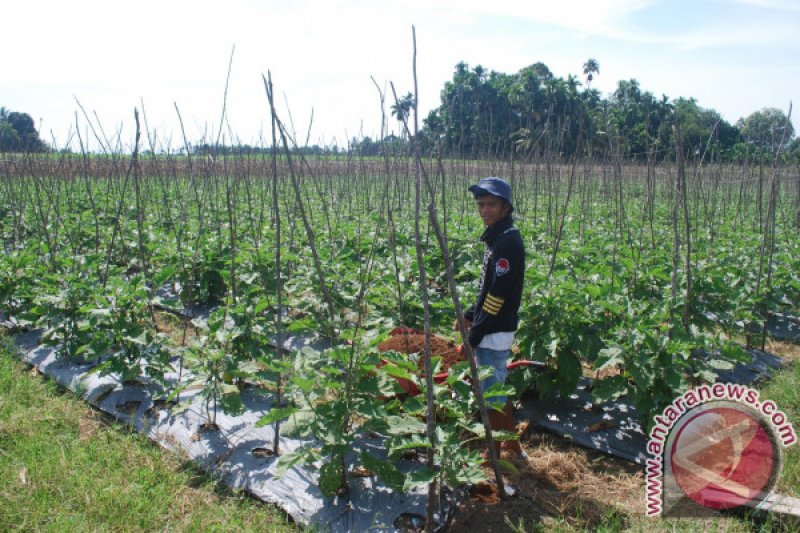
[461,176,525,459]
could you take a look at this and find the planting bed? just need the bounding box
[12,328,462,532]
[378,331,463,373]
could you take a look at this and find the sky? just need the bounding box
[3,0,799,151]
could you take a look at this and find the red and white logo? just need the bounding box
[495,258,510,276]
[669,404,779,510]
[645,385,796,517]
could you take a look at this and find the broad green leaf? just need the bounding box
[360,451,405,491]
[276,446,314,477]
[556,350,582,394]
[385,415,426,436]
[403,466,438,491]
[595,346,624,370]
[220,391,244,416]
[319,458,344,497]
[388,438,433,455]
[280,409,315,437]
[153,264,177,286]
[591,375,628,402]
[291,376,315,393]
[380,363,416,382]
[494,459,520,476]
[483,383,515,400]
[256,406,299,427]
[706,359,734,370]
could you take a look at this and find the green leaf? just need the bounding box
[629,359,655,390]
[319,458,344,497]
[595,346,624,370]
[385,415,426,436]
[256,406,299,427]
[153,264,177,286]
[286,317,316,333]
[253,298,270,315]
[291,376,315,393]
[494,459,520,476]
[360,451,405,491]
[488,429,517,442]
[592,375,628,402]
[276,446,313,477]
[483,383,515,399]
[280,409,315,437]
[379,363,416,382]
[220,391,244,416]
[556,350,582,394]
[449,463,488,485]
[719,343,750,363]
[403,466,438,491]
[389,438,433,456]
[706,359,734,370]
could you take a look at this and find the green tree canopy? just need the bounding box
[736,107,795,153]
[416,58,800,163]
[673,97,739,159]
[0,108,49,152]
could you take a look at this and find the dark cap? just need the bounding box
[469,177,512,204]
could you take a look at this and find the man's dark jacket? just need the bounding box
[464,213,524,348]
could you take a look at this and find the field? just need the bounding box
[1,149,799,530]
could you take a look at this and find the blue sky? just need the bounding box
[3,0,798,150]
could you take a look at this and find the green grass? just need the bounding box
[759,347,800,496]
[0,336,298,532]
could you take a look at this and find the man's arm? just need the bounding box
[467,238,523,347]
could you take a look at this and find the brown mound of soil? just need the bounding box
[468,480,501,503]
[378,333,463,373]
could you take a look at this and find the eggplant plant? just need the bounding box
[592,294,750,427]
[182,306,255,428]
[36,267,99,358]
[83,275,173,384]
[273,344,399,496]
[0,248,42,326]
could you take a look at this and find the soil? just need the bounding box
[449,426,646,532]
[448,340,800,532]
[377,332,463,374]
[154,311,197,347]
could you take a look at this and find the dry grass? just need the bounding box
[450,425,642,532]
[154,310,197,347]
[450,340,800,532]
[765,338,800,362]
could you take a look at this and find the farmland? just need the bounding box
[1,146,799,527]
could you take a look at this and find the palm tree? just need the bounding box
[391,92,415,140]
[583,58,600,88]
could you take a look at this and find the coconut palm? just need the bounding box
[583,58,600,88]
[391,92,415,140]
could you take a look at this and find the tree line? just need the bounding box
[409,60,797,163]
[3,58,798,162]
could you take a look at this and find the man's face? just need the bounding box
[476,195,509,227]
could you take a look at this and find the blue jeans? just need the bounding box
[475,346,510,407]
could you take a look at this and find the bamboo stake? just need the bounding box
[263,74,338,339]
[391,26,506,505]
[267,72,285,456]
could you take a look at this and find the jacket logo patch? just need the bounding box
[495,258,510,276]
